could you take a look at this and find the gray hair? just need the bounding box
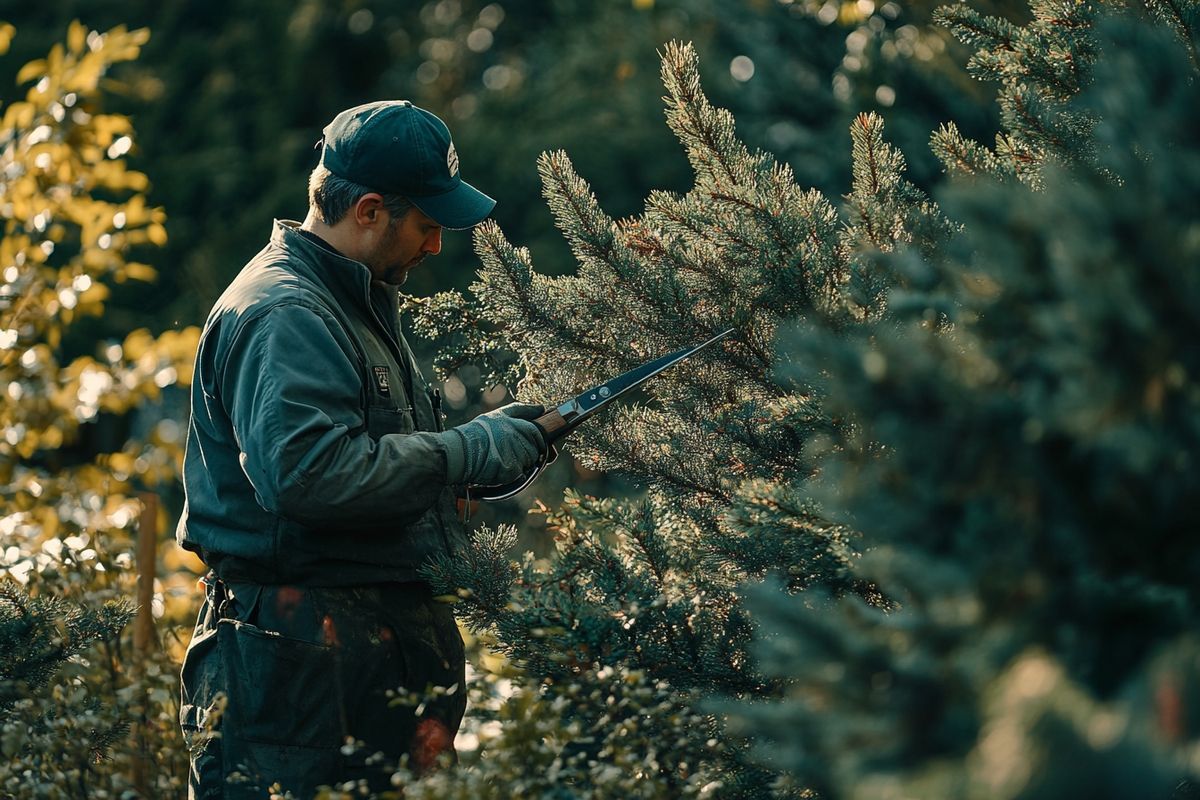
[307,163,414,225]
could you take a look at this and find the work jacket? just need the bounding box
[176,219,465,585]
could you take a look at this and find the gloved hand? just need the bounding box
[440,402,546,486]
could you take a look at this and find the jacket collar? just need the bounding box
[270,219,375,313]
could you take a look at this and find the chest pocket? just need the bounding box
[367,403,414,438]
[364,361,414,439]
[349,317,415,440]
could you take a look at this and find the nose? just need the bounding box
[424,227,442,256]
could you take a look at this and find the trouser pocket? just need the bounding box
[216,618,342,797]
[180,592,227,800]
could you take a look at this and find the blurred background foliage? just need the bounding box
[0,22,195,796]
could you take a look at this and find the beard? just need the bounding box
[368,223,422,285]
[381,261,411,286]
[386,253,426,285]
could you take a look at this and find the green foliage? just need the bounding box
[929,0,1198,184]
[0,579,133,707]
[408,34,954,794]
[406,1,1200,798]
[5,0,872,333]
[0,580,135,789]
[9,2,1193,797]
[5,0,1009,551]
[4,4,975,794]
[382,666,725,800]
[0,21,198,798]
[726,7,1200,798]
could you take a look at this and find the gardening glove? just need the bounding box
[440,402,546,486]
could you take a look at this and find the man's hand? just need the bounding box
[441,402,545,487]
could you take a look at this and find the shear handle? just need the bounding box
[469,444,558,502]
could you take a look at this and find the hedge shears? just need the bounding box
[470,328,734,502]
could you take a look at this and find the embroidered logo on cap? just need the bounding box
[447,142,459,177]
[373,365,392,397]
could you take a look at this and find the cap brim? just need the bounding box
[410,180,496,230]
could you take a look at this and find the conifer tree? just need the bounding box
[402,35,952,795]
[401,1,1200,797]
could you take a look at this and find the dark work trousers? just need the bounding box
[179,572,466,799]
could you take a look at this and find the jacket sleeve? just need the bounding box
[221,301,454,528]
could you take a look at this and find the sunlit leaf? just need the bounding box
[35,507,59,541]
[15,58,45,86]
[123,263,157,282]
[106,451,135,477]
[67,20,86,55]
[64,55,103,94]
[1,101,33,131]
[121,328,154,359]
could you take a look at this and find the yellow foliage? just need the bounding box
[161,326,201,359]
[2,19,199,587]
[1,100,34,130]
[106,452,136,479]
[122,328,154,359]
[40,425,63,450]
[34,507,59,542]
[63,52,104,94]
[16,59,45,86]
[88,113,134,146]
[123,262,157,281]
[2,28,202,792]
[163,542,207,574]
[77,280,110,306]
[146,222,167,246]
[67,20,87,55]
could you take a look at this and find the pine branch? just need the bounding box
[537,150,630,278]
[846,113,949,261]
[930,121,1009,179]
[847,113,893,249]
[933,5,1022,58]
[0,580,134,708]
[471,221,620,399]
[1143,0,1200,70]
[660,42,754,192]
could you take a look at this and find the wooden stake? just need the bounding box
[131,491,159,798]
[134,492,158,655]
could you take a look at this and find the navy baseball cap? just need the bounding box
[319,100,495,230]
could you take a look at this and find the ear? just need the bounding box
[352,193,387,228]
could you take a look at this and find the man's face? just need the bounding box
[365,207,443,285]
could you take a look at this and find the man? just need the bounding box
[176,100,545,798]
